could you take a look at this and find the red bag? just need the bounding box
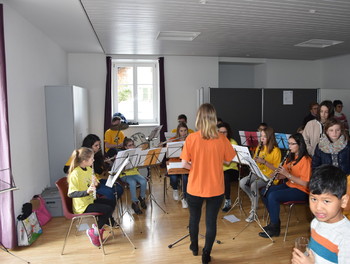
[30,195,52,226]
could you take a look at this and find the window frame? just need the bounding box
[111,60,159,125]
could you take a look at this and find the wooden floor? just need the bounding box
[1,172,313,264]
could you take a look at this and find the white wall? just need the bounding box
[68,53,105,141]
[3,2,68,215]
[321,54,350,89]
[219,63,255,88]
[164,56,219,131]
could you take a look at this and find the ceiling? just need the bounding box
[6,0,350,60]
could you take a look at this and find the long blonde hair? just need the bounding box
[68,147,94,179]
[195,103,218,139]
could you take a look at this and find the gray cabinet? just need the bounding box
[45,85,89,186]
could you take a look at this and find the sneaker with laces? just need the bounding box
[181,198,188,208]
[173,190,179,201]
[222,199,231,212]
[132,201,143,215]
[138,196,147,209]
[245,210,255,223]
[86,228,101,247]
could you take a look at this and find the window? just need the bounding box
[112,60,159,124]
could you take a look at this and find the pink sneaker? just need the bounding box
[86,228,101,247]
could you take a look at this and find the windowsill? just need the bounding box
[129,123,160,128]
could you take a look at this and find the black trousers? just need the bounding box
[84,198,115,229]
[187,193,223,254]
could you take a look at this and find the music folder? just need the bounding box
[166,162,189,175]
[106,157,129,188]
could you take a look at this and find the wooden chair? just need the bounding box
[55,177,106,255]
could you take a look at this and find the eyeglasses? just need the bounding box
[288,142,298,146]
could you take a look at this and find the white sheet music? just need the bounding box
[164,132,176,141]
[243,156,269,182]
[106,157,129,188]
[232,145,251,165]
[166,141,184,158]
[110,149,135,171]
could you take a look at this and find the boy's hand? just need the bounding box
[291,248,315,264]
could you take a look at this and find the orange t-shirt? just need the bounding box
[284,156,312,194]
[180,131,236,197]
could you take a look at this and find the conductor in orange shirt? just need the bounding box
[181,103,236,264]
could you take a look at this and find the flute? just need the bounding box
[91,165,97,200]
[245,141,263,186]
[263,150,290,197]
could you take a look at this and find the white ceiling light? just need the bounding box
[295,39,343,48]
[156,31,201,41]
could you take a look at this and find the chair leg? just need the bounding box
[163,176,167,203]
[284,203,295,242]
[61,218,76,255]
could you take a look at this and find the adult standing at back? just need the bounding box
[302,100,334,156]
[181,104,236,264]
[302,102,319,128]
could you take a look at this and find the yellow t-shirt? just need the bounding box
[120,167,140,177]
[68,167,94,214]
[171,128,194,133]
[223,138,238,171]
[104,129,125,152]
[255,146,281,178]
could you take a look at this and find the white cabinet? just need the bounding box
[45,85,89,186]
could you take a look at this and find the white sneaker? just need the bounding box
[173,190,179,201]
[222,199,231,212]
[245,211,255,223]
[181,199,188,208]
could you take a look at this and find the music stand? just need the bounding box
[136,147,168,213]
[224,145,250,215]
[239,131,260,148]
[146,125,163,147]
[275,133,290,150]
[232,155,274,243]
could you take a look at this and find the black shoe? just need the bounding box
[202,250,211,264]
[132,201,143,215]
[138,196,147,209]
[259,223,280,238]
[189,242,198,256]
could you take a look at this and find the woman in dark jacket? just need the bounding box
[312,118,350,174]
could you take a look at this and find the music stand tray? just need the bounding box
[239,131,260,148]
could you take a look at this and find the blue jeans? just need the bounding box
[120,174,147,202]
[169,174,188,199]
[261,183,308,225]
[187,193,223,254]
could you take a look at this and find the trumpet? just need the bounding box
[263,150,290,197]
[245,141,263,186]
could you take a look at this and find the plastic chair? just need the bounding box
[55,177,106,255]
[282,200,307,241]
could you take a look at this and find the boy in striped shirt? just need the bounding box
[292,164,350,264]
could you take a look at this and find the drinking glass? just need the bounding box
[295,237,309,256]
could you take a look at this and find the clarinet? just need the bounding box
[263,150,290,197]
[245,141,263,186]
[91,165,97,200]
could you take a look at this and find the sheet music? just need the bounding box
[232,145,251,165]
[243,156,269,182]
[148,125,163,140]
[136,147,167,166]
[166,162,183,170]
[166,141,184,158]
[106,157,129,187]
[110,149,135,171]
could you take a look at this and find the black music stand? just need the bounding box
[146,125,163,147]
[136,147,168,214]
[224,145,251,215]
[232,156,274,243]
[275,133,290,150]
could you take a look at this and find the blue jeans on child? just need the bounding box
[120,174,147,202]
[261,183,308,225]
[169,174,188,199]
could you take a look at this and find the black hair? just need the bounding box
[177,114,187,122]
[309,164,347,199]
[333,100,343,107]
[217,122,233,140]
[287,133,309,165]
[123,137,134,149]
[82,134,101,148]
[82,134,105,175]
